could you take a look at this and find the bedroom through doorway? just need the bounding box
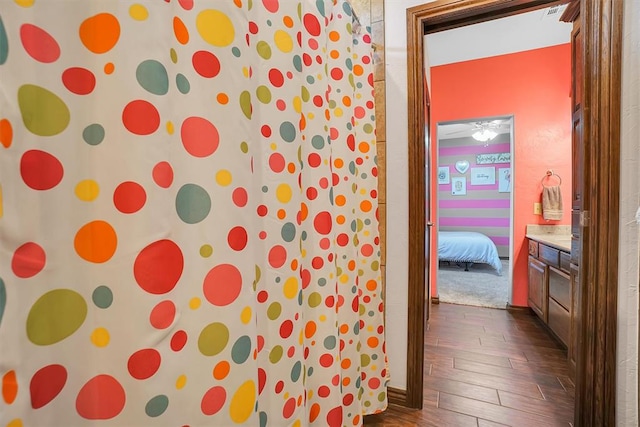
[436,117,513,308]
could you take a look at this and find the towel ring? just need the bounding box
[541,169,562,187]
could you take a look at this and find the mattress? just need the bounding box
[438,231,503,275]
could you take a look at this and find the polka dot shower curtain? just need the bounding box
[0,0,387,426]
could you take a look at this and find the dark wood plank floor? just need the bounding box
[365,303,575,426]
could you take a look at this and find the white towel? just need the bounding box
[542,185,563,220]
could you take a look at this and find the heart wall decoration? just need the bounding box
[455,160,470,174]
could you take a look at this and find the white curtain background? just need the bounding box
[0,1,387,426]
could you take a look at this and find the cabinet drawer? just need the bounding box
[528,240,539,258]
[560,251,571,273]
[549,266,571,310]
[548,297,570,347]
[539,244,560,268]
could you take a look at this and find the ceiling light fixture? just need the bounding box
[471,128,498,142]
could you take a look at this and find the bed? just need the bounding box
[438,231,503,275]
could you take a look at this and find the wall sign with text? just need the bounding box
[476,152,511,164]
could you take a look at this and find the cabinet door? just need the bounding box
[528,256,548,322]
[569,263,580,378]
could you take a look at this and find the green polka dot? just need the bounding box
[27,289,87,345]
[279,122,296,143]
[256,85,272,104]
[83,124,105,146]
[256,41,271,59]
[92,285,113,309]
[136,60,169,95]
[269,345,283,363]
[308,292,322,308]
[281,222,296,242]
[311,135,325,149]
[170,48,178,63]
[240,141,249,153]
[198,322,229,356]
[291,361,302,382]
[200,244,213,257]
[240,91,252,119]
[18,84,70,137]
[231,335,252,364]
[176,73,190,94]
[324,335,336,350]
[175,184,211,224]
[267,302,282,320]
[145,395,169,417]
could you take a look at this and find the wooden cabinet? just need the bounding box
[528,256,548,321]
[528,240,571,350]
[569,263,580,377]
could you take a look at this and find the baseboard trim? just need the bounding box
[387,387,407,406]
[431,296,440,305]
[506,303,532,314]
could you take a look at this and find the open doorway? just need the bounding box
[436,116,514,308]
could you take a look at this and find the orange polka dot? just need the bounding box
[336,215,345,225]
[300,203,308,221]
[213,361,230,380]
[329,31,340,42]
[299,114,306,131]
[335,195,346,206]
[334,158,344,168]
[74,220,117,263]
[80,13,121,54]
[341,359,351,369]
[283,16,294,28]
[324,109,331,120]
[353,64,364,76]
[342,377,351,386]
[359,142,370,153]
[173,16,189,45]
[0,119,13,148]
[353,415,361,425]
[342,96,351,107]
[217,93,229,104]
[305,321,316,339]
[330,50,340,59]
[287,163,296,173]
[233,0,242,7]
[277,209,286,219]
[367,336,379,348]
[309,403,321,423]
[2,370,17,404]
[366,279,377,291]
[360,200,372,212]
[339,324,349,334]
[290,259,298,271]
[104,62,115,74]
[348,260,356,271]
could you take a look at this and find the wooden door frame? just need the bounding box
[402,0,622,424]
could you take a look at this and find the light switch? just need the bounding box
[533,202,542,215]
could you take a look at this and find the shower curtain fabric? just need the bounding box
[0,1,387,426]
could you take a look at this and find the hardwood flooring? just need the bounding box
[364,303,575,426]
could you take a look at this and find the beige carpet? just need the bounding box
[437,259,509,309]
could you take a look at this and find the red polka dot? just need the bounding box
[257,205,268,216]
[170,330,188,351]
[261,125,272,137]
[20,150,63,190]
[76,375,125,420]
[306,187,317,200]
[258,368,266,395]
[232,188,248,207]
[134,239,184,294]
[330,67,343,80]
[343,393,354,406]
[127,348,161,380]
[313,211,332,235]
[257,290,268,303]
[347,134,355,151]
[337,233,349,247]
[354,106,366,119]
[319,353,333,368]
[361,244,374,257]
[311,257,324,269]
[303,14,321,36]
[283,397,296,419]
[313,95,323,107]
[269,153,285,172]
[227,226,248,251]
[152,161,174,188]
[317,385,330,398]
[149,300,176,329]
[269,68,284,88]
[30,364,67,409]
[62,67,96,95]
[181,116,219,158]
[249,22,259,34]
[275,380,284,394]
[20,24,60,63]
[113,181,146,214]
[308,153,321,168]
[268,245,287,268]
[280,320,293,339]
[368,377,381,389]
[201,386,226,416]
[203,264,242,306]
[192,50,220,78]
[12,242,46,278]
[178,0,194,10]
[262,0,279,13]
[301,269,311,289]
[122,100,160,135]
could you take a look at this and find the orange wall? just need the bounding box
[429,43,572,306]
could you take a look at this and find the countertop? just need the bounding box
[526,224,571,252]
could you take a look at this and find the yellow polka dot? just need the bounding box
[242,67,249,78]
[230,381,256,423]
[283,276,298,299]
[319,315,326,322]
[189,297,201,310]
[129,4,148,20]
[240,306,251,324]
[166,121,174,135]
[274,30,293,53]
[6,419,23,427]
[197,10,235,47]
[75,179,100,202]
[270,143,277,150]
[216,169,232,186]
[308,112,315,120]
[340,274,349,284]
[90,327,110,347]
[293,420,301,427]
[293,96,302,113]
[176,374,187,390]
[334,108,343,117]
[200,244,213,257]
[13,0,33,6]
[276,183,292,203]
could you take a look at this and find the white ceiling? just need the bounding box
[425,5,572,67]
[438,118,512,140]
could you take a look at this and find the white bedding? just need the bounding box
[438,231,503,275]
